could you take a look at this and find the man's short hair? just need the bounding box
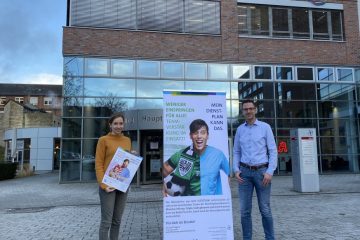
[189,119,209,134]
[241,99,256,107]
[123,159,130,163]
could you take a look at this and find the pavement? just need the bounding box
[1,172,360,240]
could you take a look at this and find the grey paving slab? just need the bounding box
[1,172,360,240]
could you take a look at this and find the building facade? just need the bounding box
[62,0,360,183]
[2,100,61,172]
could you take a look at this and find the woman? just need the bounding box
[95,112,132,240]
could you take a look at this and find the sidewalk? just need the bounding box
[0,172,359,240]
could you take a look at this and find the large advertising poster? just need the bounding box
[163,90,234,240]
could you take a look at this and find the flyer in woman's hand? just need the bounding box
[102,148,143,192]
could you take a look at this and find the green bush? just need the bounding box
[0,162,18,180]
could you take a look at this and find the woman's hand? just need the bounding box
[105,186,115,193]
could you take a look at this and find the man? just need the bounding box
[233,99,277,240]
[163,119,230,196]
[118,159,130,179]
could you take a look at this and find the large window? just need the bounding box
[70,0,220,35]
[238,4,344,41]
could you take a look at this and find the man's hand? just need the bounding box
[162,183,168,197]
[262,173,272,186]
[235,171,244,184]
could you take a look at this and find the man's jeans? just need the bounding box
[238,166,275,240]
[99,188,128,240]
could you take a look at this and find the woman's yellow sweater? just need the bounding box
[95,133,131,190]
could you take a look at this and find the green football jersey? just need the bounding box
[168,146,201,196]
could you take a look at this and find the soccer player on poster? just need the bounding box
[163,118,230,196]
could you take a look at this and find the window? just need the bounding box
[337,68,353,82]
[137,61,160,78]
[254,66,272,80]
[237,4,344,41]
[185,0,220,34]
[272,8,289,37]
[276,67,293,80]
[70,0,219,35]
[312,11,329,40]
[111,60,134,77]
[232,65,250,80]
[162,62,184,78]
[15,97,24,104]
[85,58,109,76]
[297,67,314,81]
[29,97,38,105]
[292,9,310,39]
[331,11,343,41]
[185,63,207,79]
[0,97,6,105]
[317,68,334,81]
[44,97,53,105]
[250,5,269,36]
[208,64,229,80]
[238,6,248,34]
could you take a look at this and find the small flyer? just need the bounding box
[102,148,143,192]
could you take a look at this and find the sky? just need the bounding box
[0,0,66,85]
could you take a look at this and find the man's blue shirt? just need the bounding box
[200,145,230,195]
[119,168,130,178]
[233,119,278,175]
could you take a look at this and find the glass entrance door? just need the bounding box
[140,130,163,184]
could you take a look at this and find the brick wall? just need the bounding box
[63,0,360,66]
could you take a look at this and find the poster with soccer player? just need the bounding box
[163,90,234,240]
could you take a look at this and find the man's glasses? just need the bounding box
[242,107,256,112]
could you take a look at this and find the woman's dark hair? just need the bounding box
[108,112,125,125]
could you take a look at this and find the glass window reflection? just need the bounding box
[162,62,184,78]
[84,78,135,97]
[85,58,109,76]
[318,101,355,118]
[319,119,358,137]
[254,66,272,80]
[337,68,353,82]
[317,68,334,81]
[276,66,293,80]
[297,67,314,81]
[64,77,83,97]
[136,99,163,109]
[186,81,230,98]
[276,83,315,100]
[111,60,134,77]
[82,139,98,160]
[208,64,229,80]
[232,65,250,80]
[238,82,274,100]
[276,101,317,118]
[60,161,80,181]
[83,118,108,138]
[82,159,96,181]
[64,57,84,76]
[137,61,160,77]
[137,80,184,98]
[83,98,135,117]
[185,63,207,79]
[317,84,355,101]
[62,118,82,138]
[63,97,82,117]
[277,118,317,128]
[61,139,81,159]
